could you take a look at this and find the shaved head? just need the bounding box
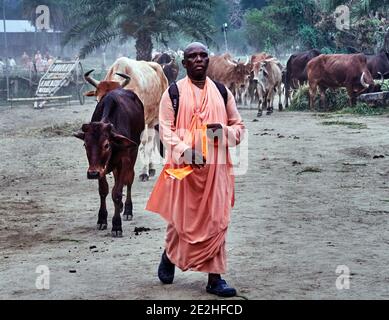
[184,42,209,59]
[182,42,210,81]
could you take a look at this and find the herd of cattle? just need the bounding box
[75,48,389,236]
[151,48,389,115]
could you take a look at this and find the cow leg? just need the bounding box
[111,170,124,237]
[278,83,283,111]
[139,127,150,182]
[319,87,326,110]
[266,91,273,115]
[347,87,357,106]
[270,88,275,114]
[148,132,157,177]
[139,142,149,182]
[257,97,263,117]
[308,83,317,110]
[241,88,245,106]
[97,176,109,230]
[123,169,135,221]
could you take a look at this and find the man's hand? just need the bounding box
[182,148,206,169]
[206,123,223,140]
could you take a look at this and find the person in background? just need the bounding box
[21,52,30,68]
[0,58,5,73]
[8,57,16,71]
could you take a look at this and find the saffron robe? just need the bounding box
[146,76,245,273]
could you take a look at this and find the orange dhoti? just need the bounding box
[146,77,245,274]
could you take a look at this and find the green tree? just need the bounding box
[244,8,282,51]
[318,0,389,53]
[63,0,216,61]
[240,0,267,10]
[244,0,318,51]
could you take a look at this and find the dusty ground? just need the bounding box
[1,100,389,300]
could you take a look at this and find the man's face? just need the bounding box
[182,46,209,80]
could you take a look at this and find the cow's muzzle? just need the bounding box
[87,170,100,180]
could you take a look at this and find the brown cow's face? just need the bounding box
[74,123,136,180]
[233,63,252,87]
[84,81,122,102]
[253,62,268,82]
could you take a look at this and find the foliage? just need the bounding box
[63,0,216,60]
[381,79,389,91]
[320,120,368,129]
[240,0,267,10]
[288,85,350,112]
[337,103,389,116]
[244,8,283,51]
[243,0,389,54]
[244,0,325,52]
[289,84,389,115]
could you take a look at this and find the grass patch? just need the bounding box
[337,103,389,116]
[313,113,336,119]
[289,83,389,114]
[47,238,85,243]
[289,85,349,112]
[29,121,84,138]
[321,121,368,129]
[381,79,389,91]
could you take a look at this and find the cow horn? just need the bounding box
[116,73,131,88]
[360,72,369,89]
[226,59,237,67]
[244,55,250,66]
[378,72,384,85]
[84,70,100,88]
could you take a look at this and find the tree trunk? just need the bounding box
[384,28,389,52]
[135,31,153,61]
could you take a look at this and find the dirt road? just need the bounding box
[1,101,389,300]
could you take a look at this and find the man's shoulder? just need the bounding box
[163,78,185,97]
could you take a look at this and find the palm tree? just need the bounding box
[63,0,216,61]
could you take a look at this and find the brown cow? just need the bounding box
[252,58,283,116]
[207,53,252,104]
[366,50,389,79]
[84,57,168,182]
[251,52,273,65]
[307,53,375,110]
[74,88,145,237]
[152,52,180,84]
[285,49,322,108]
[247,52,274,105]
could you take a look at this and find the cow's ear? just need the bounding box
[73,132,85,140]
[84,90,96,97]
[263,69,269,77]
[81,124,90,132]
[110,132,137,148]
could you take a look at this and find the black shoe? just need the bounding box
[158,251,175,284]
[206,279,237,297]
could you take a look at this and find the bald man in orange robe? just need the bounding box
[146,42,245,297]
